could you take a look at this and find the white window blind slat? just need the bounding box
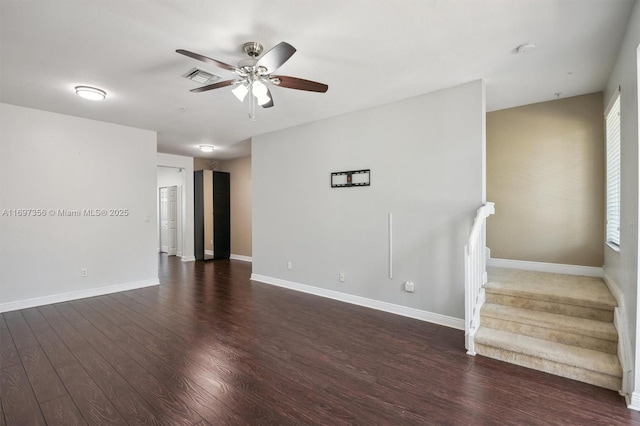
[605,94,621,246]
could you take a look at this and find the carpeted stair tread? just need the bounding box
[486,267,616,310]
[484,293,613,321]
[480,303,617,342]
[474,327,622,378]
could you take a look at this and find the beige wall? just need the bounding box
[486,93,605,267]
[194,155,252,257]
[219,156,252,257]
[193,157,211,172]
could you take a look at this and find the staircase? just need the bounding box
[474,267,622,391]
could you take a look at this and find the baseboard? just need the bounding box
[205,250,214,256]
[251,274,464,330]
[487,258,603,277]
[628,392,640,411]
[181,256,195,262]
[230,254,252,262]
[603,270,624,305]
[0,278,160,313]
[604,271,633,399]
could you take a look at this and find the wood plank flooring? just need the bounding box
[1,254,640,425]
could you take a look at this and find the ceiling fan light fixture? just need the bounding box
[75,86,106,101]
[231,83,249,102]
[256,93,271,106]
[252,80,268,95]
[198,145,215,152]
[252,80,271,105]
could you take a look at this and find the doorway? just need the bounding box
[159,185,178,255]
[157,166,184,257]
[194,170,230,261]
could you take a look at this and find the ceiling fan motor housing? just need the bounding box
[243,42,263,58]
[238,58,259,72]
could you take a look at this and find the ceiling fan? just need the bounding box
[177,41,328,120]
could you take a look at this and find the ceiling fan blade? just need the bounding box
[256,42,296,73]
[190,79,237,93]
[176,49,239,73]
[271,75,328,93]
[261,87,274,108]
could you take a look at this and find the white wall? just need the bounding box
[157,153,195,261]
[604,0,640,405]
[0,103,158,312]
[157,166,184,256]
[252,80,485,321]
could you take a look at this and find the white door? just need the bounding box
[159,187,169,253]
[167,185,178,256]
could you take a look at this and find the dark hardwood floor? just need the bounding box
[2,254,640,425]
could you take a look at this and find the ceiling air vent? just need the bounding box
[182,67,221,85]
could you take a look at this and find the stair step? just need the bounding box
[486,267,616,309]
[475,327,621,391]
[485,268,616,321]
[484,293,613,321]
[480,303,618,354]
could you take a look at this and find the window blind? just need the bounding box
[605,94,621,246]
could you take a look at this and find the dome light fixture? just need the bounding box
[75,86,107,101]
[198,145,215,153]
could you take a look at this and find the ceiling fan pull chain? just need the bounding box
[250,83,256,121]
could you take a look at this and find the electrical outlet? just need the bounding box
[287,261,293,270]
[404,281,415,292]
[339,272,345,282]
[81,268,88,277]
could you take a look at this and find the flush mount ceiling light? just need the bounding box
[198,145,215,153]
[515,43,536,54]
[75,86,106,101]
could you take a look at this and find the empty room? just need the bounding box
[3,1,640,424]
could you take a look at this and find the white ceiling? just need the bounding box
[0,0,634,159]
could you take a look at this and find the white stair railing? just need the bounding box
[465,202,495,355]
